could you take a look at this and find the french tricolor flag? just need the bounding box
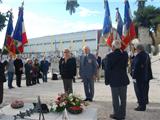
[121,0,136,50]
[13,2,28,53]
[102,0,113,48]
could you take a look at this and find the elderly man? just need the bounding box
[131,44,153,111]
[104,40,129,120]
[79,46,97,102]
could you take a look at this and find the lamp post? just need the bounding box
[137,0,147,10]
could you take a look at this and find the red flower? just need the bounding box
[69,106,82,111]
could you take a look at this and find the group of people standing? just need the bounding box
[0,54,50,89]
[0,40,154,120]
[25,57,50,86]
[104,40,153,120]
[59,46,98,102]
[59,40,153,120]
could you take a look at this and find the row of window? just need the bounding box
[25,39,96,47]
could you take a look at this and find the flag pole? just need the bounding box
[60,38,63,56]
[82,32,86,48]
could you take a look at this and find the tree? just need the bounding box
[134,5,160,45]
[0,12,7,32]
[0,0,8,32]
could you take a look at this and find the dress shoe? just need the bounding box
[88,99,93,102]
[110,114,125,120]
[9,86,15,89]
[83,98,88,101]
[134,106,146,111]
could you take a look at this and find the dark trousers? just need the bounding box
[8,72,14,88]
[26,74,32,86]
[32,77,37,85]
[145,81,150,104]
[36,76,40,84]
[83,77,94,100]
[62,79,73,94]
[16,74,22,87]
[111,86,127,119]
[42,73,47,82]
[134,81,148,108]
[0,81,3,104]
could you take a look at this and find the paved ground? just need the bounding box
[0,55,160,120]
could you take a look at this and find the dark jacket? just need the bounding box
[131,51,153,82]
[14,58,23,75]
[40,60,49,74]
[59,57,77,79]
[25,63,32,75]
[105,49,130,87]
[0,61,6,104]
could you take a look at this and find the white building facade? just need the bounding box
[24,29,102,58]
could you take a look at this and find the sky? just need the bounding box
[0,0,160,48]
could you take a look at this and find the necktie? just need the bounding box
[83,55,87,66]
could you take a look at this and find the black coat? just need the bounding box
[131,51,153,83]
[59,57,77,79]
[14,58,23,75]
[104,49,130,87]
[0,61,6,104]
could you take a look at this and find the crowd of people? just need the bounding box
[0,54,50,90]
[0,39,154,120]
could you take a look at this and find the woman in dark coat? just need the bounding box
[25,59,32,86]
[59,49,77,94]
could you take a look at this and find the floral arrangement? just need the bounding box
[50,93,88,114]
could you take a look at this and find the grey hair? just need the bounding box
[112,40,121,49]
[83,46,90,51]
[136,44,144,51]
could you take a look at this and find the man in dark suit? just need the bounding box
[104,40,129,120]
[14,55,23,87]
[0,49,6,104]
[131,44,153,111]
[79,46,97,102]
[40,57,50,82]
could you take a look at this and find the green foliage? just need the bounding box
[134,5,160,32]
[0,12,7,32]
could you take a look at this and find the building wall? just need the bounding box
[24,30,100,57]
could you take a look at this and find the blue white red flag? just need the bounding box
[13,3,28,53]
[4,12,16,54]
[121,0,136,50]
[116,8,123,39]
[102,0,113,48]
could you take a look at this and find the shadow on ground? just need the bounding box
[88,101,160,120]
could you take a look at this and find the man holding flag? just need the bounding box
[13,2,28,53]
[102,0,113,48]
[121,0,136,50]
